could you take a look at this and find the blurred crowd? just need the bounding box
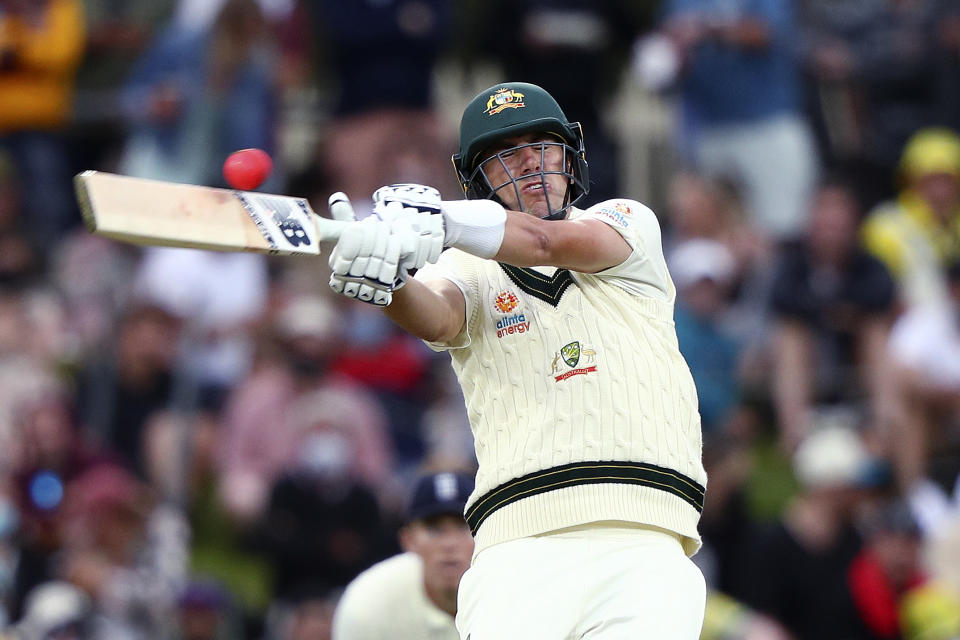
[0,0,959,639]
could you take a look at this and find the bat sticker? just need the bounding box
[236,192,317,253]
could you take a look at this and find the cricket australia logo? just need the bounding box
[551,341,598,382]
[493,290,530,339]
[485,88,526,116]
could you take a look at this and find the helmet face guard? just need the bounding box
[452,83,590,220]
[460,137,589,220]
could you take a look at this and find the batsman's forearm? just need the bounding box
[382,277,465,344]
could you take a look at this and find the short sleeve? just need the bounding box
[575,199,674,301]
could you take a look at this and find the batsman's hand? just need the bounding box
[372,183,445,270]
[328,214,404,307]
[372,183,442,214]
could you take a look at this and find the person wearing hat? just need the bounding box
[332,471,474,640]
[885,258,960,490]
[862,127,960,308]
[325,82,707,639]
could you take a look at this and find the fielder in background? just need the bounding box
[332,471,474,640]
[327,81,707,639]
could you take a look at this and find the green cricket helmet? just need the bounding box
[452,82,590,220]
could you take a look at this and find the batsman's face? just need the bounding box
[402,514,473,593]
[480,133,571,218]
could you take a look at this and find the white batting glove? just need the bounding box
[372,183,442,214]
[372,184,444,270]
[328,217,403,306]
[371,182,505,260]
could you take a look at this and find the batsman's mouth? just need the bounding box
[520,178,550,194]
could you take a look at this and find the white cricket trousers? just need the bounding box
[455,523,706,640]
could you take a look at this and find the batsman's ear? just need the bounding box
[328,192,357,221]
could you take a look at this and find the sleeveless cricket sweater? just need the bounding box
[415,200,707,557]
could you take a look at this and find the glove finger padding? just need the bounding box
[372,183,442,213]
[387,213,444,271]
[327,218,402,307]
[361,224,390,281]
[371,200,406,223]
[329,273,394,307]
[379,234,402,285]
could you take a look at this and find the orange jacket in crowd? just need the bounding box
[0,0,85,131]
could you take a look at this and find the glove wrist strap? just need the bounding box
[440,199,506,259]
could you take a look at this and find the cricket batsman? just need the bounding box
[326,81,707,639]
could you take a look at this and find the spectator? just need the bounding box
[647,0,819,241]
[900,514,960,640]
[742,423,879,640]
[663,171,773,388]
[4,389,108,623]
[59,463,189,638]
[310,0,459,211]
[271,588,338,640]
[216,294,393,526]
[170,580,239,640]
[332,470,475,639]
[329,304,437,467]
[118,0,280,190]
[936,3,960,135]
[700,590,792,640]
[70,0,177,174]
[669,238,744,435]
[862,127,960,309]
[0,0,86,247]
[798,0,943,211]
[131,246,270,407]
[663,171,770,280]
[9,581,92,640]
[467,0,650,205]
[251,412,392,600]
[0,155,40,288]
[769,181,896,450]
[847,500,926,640]
[0,480,18,629]
[696,434,762,606]
[885,259,960,491]
[73,303,183,477]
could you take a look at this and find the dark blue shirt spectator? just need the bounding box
[664,0,801,126]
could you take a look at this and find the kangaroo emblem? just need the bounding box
[551,352,561,373]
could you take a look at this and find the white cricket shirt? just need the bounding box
[415,199,707,556]
[332,552,458,640]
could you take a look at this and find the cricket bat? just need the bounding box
[75,171,352,255]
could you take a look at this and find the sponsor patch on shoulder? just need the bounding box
[592,202,634,229]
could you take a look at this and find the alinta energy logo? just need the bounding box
[550,340,598,382]
[494,290,530,339]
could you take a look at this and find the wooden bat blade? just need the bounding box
[76,171,346,255]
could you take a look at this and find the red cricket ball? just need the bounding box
[223,148,273,191]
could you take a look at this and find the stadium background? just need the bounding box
[0,0,959,638]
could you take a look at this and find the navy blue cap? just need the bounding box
[407,471,475,522]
